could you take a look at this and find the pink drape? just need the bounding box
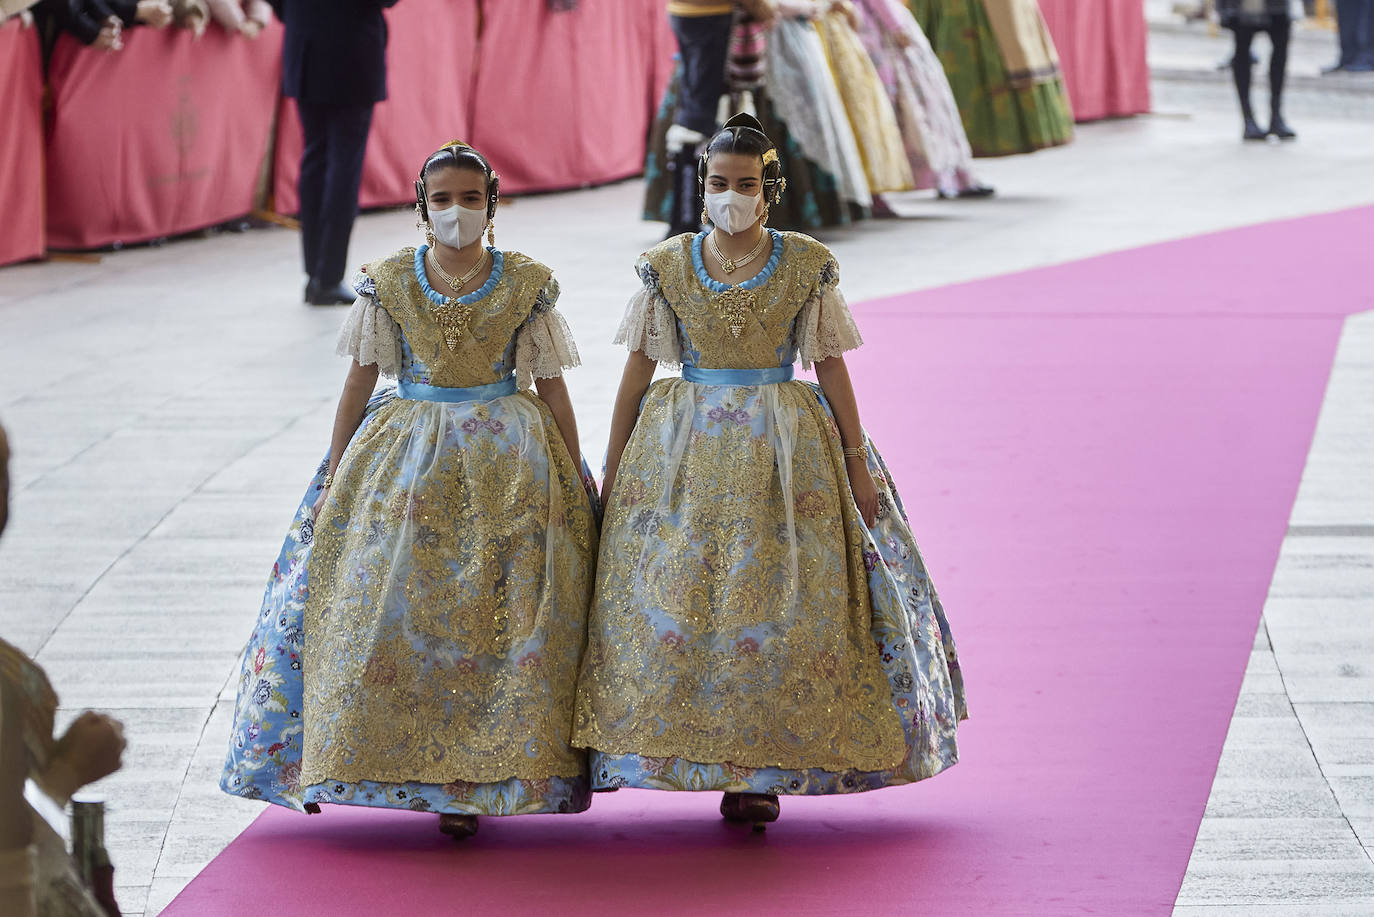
[469,0,664,194]
[26,1,688,250]
[45,26,283,250]
[1038,0,1151,122]
[0,20,45,266]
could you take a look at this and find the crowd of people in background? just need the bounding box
[648,0,1076,235]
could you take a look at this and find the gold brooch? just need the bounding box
[715,286,757,339]
[432,302,474,352]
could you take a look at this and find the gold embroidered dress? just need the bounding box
[815,4,915,194]
[573,230,966,795]
[221,246,599,816]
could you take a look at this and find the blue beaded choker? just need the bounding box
[414,244,504,305]
[692,229,782,292]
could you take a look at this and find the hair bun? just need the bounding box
[722,112,767,134]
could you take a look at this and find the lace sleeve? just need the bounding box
[515,278,581,389]
[796,259,863,369]
[612,262,682,367]
[334,273,403,376]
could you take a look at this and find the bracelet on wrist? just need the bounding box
[842,445,868,462]
[322,473,334,489]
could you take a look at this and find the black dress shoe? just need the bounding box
[438,813,479,840]
[1242,118,1267,141]
[306,281,356,306]
[1268,115,1297,141]
[720,792,780,831]
[957,184,996,199]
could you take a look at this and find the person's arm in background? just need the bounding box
[103,0,173,27]
[48,0,111,44]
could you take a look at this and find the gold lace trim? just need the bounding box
[640,232,832,368]
[302,393,597,785]
[365,248,553,389]
[574,382,907,771]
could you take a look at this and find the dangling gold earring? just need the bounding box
[761,206,769,227]
[486,218,496,247]
[415,205,435,246]
[700,207,710,227]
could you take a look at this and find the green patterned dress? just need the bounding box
[908,0,1074,157]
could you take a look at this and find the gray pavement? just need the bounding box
[1,20,1373,916]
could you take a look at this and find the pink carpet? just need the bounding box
[167,208,1373,916]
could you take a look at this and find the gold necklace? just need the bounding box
[428,246,489,294]
[709,229,768,274]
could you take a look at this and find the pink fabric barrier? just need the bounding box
[272,0,480,215]
[45,26,283,250]
[37,2,674,246]
[469,0,668,194]
[275,0,672,212]
[1039,0,1151,122]
[0,20,45,267]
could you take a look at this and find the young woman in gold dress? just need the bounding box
[222,142,599,840]
[576,114,966,827]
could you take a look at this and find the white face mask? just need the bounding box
[704,189,763,234]
[428,203,488,249]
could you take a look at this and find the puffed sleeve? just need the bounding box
[612,259,682,367]
[514,277,581,390]
[334,272,403,376]
[796,257,863,369]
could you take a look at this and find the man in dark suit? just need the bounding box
[269,0,399,305]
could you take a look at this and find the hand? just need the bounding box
[43,712,126,800]
[93,17,123,50]
[311,487,329,521]
[845,456,879,528]
[136,0,175,28]
[241,19,263,38]
[751,0,779,26]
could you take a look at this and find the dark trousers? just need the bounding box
[1231,17,1291,118]
[669,13,733,135]
[1337,0,1374,69]
[297,101,374,287]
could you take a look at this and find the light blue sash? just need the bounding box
[397,375,518,403]
[681,365,795,386]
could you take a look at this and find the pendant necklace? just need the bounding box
[709,229,768,274]
[425,247,489,352]
[428,246,489,294]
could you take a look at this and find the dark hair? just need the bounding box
[415,142,500,220]
[699,113,785,204]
